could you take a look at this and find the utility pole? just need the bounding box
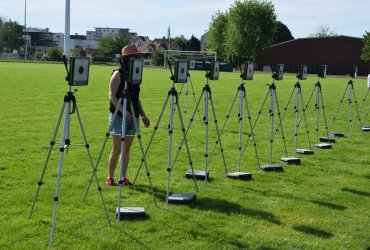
[24,0,28,61]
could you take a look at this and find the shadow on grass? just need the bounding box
[116,226,151,250]
[293,225,334,239]
[131,184,167,202]
[193,197,282,225]
[311,200,347,210]
[341,187,370,197]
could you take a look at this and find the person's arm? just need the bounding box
[109,71,122,113]
[138,100,150,127]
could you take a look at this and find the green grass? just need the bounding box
[0,61,369,249]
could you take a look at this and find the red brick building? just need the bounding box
[256,36,370,76]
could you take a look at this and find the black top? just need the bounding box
[109,69,140,118]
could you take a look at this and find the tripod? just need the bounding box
[213,75,260,179]
[358,88,369,131]
[171,69,228,184]
[245,76,288,171]
[276,78,314,157]
[83,82,157,221]
[177,72,201,124]
[328,78,362,137]
[302,76,333,149]
[133,63,198,205]
[29,62,110,246]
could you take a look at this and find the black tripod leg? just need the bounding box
[243,91,261,168]
[175,101,198,191]
[350,83,363,135]
[208,92,227,175]
[50,97,72,246]
[273,87,288,156]
[359,89,369,113]
[170,88,205,170]
[273,84,295,140]
[319,85,331,139]
[132,93,171,186]
[294,83,317,142]
[241,86,270,157]
[208,86,239,165]
[75,104,111,226]
[129,103,157,207]
[29,101,66,219]
[84,97,122,201]
[189,76,202,123]
[299,88,313,150]
[328,83,349,132]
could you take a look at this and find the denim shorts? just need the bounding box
[109,113,139,136]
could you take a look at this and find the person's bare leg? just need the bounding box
[108,135,121,178]
[122,135,135,178]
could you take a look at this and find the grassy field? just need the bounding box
[0,61,369,249]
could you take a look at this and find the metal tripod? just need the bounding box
[212,76,260,178]
[177,72,201,124]
[170,73,228,184]
[358,88,370,131]
[275,79,313,156]
[301,76,333,148]
[244,78,288,171]
[29,86,110,247]
[132,73,198,205]
[329,79,362,137]
[83,83,157,221]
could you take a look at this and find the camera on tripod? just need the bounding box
[68,57,90,86]
[128,58,144,85]
[242,62,254,80]
[318,65,327,79]
[209,61,220,80]
[272,64,284,80]
[350,66,358,79]
[297,65,308,80]
[173,60,189,83]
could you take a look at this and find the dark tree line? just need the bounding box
[0,17,24,53]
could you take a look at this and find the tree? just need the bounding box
[206,10,229,60]
[188,35,201,51]
[0,17,3,52]
[0,18,23,52]
[45,47,63,61]
[309,24,337,38]
[97,33,131,57]
[361,31,370,61]
[226,0,276,61]
[151,49,164,66]
[171,35,189,50]
[273,21,294,44]
[70,48,87,57]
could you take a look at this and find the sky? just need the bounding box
[0,0,369,40]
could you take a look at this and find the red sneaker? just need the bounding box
[122,177,132,187]
[106,177,116,186]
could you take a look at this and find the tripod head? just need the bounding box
[316,65,327,79]
[203,60,220,81]
[296,65,308,81]
[349,66,358,79]
[240,62,254,81]
[270,64,284,83]
[63,55,90,86]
